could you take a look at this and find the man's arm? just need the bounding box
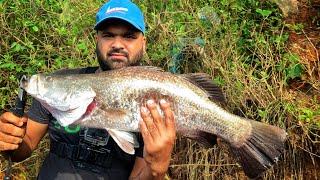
[129,99,176,180]
[0,112,48,162]
[130,157,165,180]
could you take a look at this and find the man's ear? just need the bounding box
[143,37,147,53]
[95,31,99,42]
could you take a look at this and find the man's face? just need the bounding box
[96,20,146,70]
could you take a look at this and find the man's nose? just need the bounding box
[111,37,124,49]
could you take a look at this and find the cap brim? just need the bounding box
[94,16,144,33]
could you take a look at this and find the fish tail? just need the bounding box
[229,120,287,179]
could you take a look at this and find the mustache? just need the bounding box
[107,48,129,57]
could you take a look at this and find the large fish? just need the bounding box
[20,66,286,178]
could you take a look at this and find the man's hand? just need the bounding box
[139,99,176,177]
[0,112,27,151]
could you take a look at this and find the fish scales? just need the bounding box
[87,67,251,144]
[20,66,287,179]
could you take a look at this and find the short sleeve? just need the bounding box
[27,98,51,124]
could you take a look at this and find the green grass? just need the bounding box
[1,0,319,179]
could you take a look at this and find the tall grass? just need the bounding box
[0,0,319,179]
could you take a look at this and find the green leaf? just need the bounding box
[258,109,267,119]
[32,26,39,32]
[285,53,300,63]
[0,63,16,70]
[213,76,225,86]
[77,42,87,51]
[256,8,272,17]
[286,63,304,80]
[11,42,25,52]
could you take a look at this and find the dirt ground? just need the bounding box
[285,1,320,178]
[286,0,319,89]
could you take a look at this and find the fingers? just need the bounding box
[0,112,26,151]
[0,122,26,137]
[0,141,19,151]
[1,112,27,127]
[139,119,153,144]
[159,99,175,132]
[139,99,176,143]
[0,112,26,137]
[146,100,166,134]
[140,106,160,140]
[0,131,23,144]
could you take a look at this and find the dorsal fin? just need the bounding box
[180,73,226,105]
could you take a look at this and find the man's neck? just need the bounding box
[96,62,142,73]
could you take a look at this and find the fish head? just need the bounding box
[21,74,80,110]
[20,74,48,99]
[21,74,96,126]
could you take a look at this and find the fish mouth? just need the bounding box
[19,74,43,97]
[21,74,45,97]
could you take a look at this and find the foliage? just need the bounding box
[0,0,319,179]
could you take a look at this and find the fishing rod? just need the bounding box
[3,76,27,180]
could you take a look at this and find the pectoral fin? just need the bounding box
[107,129,139,155]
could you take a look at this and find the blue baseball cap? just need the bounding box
[94,0,145,34]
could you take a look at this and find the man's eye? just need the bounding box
[125,34,137,39]
[102,33,113,38]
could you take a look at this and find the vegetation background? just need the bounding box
[0,0,319,179]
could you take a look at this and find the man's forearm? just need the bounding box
[129,165,166,180]
[11,138,33,162]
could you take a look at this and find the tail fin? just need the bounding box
[230,120,287,179]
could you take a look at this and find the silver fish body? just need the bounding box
[21,66,286,178]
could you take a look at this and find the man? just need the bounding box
[0,0,176,179]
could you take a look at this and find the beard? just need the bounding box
[96,45,144,71]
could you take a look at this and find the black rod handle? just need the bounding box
[4,77,28,180]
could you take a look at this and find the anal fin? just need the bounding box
[180,129,217,148]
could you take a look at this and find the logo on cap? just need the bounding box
[106,6,128,14]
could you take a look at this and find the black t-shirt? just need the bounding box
[27,67,144,180]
